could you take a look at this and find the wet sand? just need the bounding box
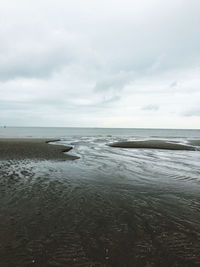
[109,140,196,150]
[0,138,78,161]
[0,139,200,266]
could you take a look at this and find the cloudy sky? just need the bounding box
[0,0,200,128]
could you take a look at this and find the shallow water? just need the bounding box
[0,128,200,266]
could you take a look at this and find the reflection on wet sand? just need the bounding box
[1,158,200,267]
[0,136,200,266]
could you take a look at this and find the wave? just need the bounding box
[108,140,196,151]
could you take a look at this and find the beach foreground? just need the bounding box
[0,137,200,266]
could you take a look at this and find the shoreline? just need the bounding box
[0,138,78,161]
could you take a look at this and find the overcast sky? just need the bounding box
[0,0,200,128]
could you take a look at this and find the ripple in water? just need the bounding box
[0,135,200,266]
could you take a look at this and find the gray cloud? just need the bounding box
[170,81,178,88]
[182,107,200,117]
[142,105,159,111]
[0,0,200,128]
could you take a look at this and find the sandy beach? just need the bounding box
[0,136,200,266]
[0,138,78,161]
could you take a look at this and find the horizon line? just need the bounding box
[1,126,200,130]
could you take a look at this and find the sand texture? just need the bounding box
[0,137,200,266]
[1,160,200,267]
[0,138,78,160]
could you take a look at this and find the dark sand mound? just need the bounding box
[188,139,200,146]
[0,138,78,160]
[109,140,196,151]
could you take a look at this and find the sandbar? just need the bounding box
[0,138,78,160]
[108,140,196,150]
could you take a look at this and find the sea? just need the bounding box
[0,127,200,266]
[1,126,200,138]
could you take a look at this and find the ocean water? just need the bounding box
[0,127,200,266]
[1,126,200,138]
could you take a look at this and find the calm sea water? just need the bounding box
[1,126,200,138]
[1,127,200,265]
